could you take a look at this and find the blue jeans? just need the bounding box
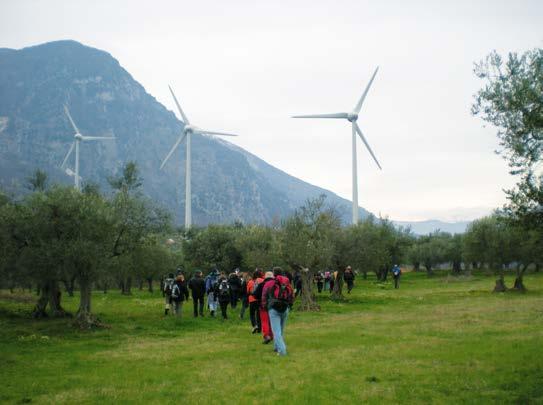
[268,308,289,355]
[207,293,218,312]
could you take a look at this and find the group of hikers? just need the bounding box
[161,264,403,356]
[312,266,356,294]
[162,266,295,356]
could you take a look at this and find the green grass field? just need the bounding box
[1,272,542,404]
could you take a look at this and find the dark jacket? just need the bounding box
[172,280,189,302]
[214,277,231,303]
[255,277,274,308]
[228,273,242,291]
[344,270,355,281]
[239,278,247,299]
[189,276,206,298]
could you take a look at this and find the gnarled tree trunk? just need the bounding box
[62,276,76,297]
[512,264,527,292]
[493,274,507,292]
[331,268,345,301]
[121,277,132,295]
[298,268,319,311]
[74,277,101,329]
[32,282,49,318]
[425,264,434,276]
[32,280,70,318]
[452,260,462,275]
[49,281,70,318]
[147,277,153,293]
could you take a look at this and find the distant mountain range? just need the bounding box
[393,220,470,235]
[0,40,469,234]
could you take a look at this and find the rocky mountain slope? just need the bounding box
[0,40,371,225]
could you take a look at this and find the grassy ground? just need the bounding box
[1,272,542,404]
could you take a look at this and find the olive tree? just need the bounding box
[279,196,341,310]
[472,48,543,230]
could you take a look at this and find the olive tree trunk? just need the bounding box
[331,268,345,301]
[298,268,319,311]
[493,272,507,292]
[48,281,70,318]
[32,280,70,318]
[74,277,101,329]
[121,277,132,295]
[32,282,49,318]
[512,264,527,292]
[452,260,462,275]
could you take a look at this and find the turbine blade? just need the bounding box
[61,142,75,168]
[81,136,116,141]
[291,113,348,119]
[160,133,187,170]
[354,123,382,170]
[64,105,80,134]
[353,66,379,113]
[168,85,191,125]
[198,130,238,137]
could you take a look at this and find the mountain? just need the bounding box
[393,219,470,235]
[0,40,371,225]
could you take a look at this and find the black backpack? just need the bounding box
[171,284,181,300]
[218,280,230,298]
[164,278,174,296]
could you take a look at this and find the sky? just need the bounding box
[1,0,542,222]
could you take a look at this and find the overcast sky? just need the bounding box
[2,0,542,221]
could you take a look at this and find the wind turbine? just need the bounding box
[61,105,115,191]
[160,85,238,229]
[292,67,382,225]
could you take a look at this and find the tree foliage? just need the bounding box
[472,48,543,229]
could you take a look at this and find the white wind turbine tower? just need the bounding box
[160,85,238,229]
[292,67,382,225]
[61,105,115,191]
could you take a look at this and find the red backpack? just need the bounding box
[268,276,294,312]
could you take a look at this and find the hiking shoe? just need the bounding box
[263,336,272,344]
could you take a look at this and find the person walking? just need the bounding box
[228,270,242,309]
[162,273,175,315]
[314,271,324,293]
[171,274,189,317]
[293,272,302,298]
[239,272,250,319]
[324,271,331,291]
[256,271,275,344]
[189,270,206,317]
[262,267,294,356]
[247,269,264,334]
[392,264,402,289]
[247,268,264,334]
[330,270,337,293]
[205,268,219,317]
[215,273,231,319]
[344,266,355,294]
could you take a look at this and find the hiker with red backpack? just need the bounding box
[255,271,275,344]
[262,267,294,356]
[247,269,264,334]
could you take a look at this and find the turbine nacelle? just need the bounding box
[183,125,196,134]
[74,133,83,140]
[347,112,359,122]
